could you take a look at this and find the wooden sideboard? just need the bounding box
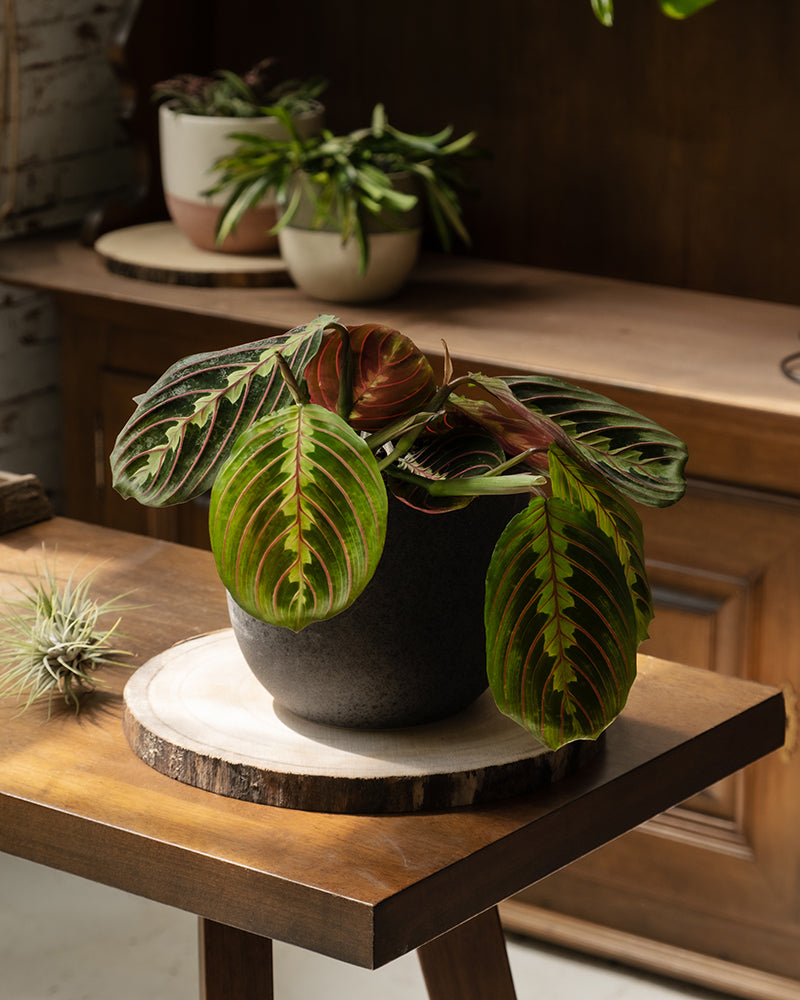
[2,233,799,998]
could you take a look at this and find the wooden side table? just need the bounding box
[0,520,786,999]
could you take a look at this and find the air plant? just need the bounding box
[0,555,131,714]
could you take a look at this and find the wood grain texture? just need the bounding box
[2,233,799,988]
[0,519,785,969]
[210,0,800,307]
[122,631,598,813]
[418,907,517,1000]
[500,901,800,1000]
[513,480,800,985]
[2,235,800,501]
[95,223,291,288]
[199,918,273,1000]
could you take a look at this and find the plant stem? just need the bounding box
[326,322,354,421]
[368,374,477,469]
[273,351,309,405]
[385,467,545,497]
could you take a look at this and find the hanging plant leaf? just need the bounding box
[548,445,653,644]
[465,374,687,508]
[111,315,334,507]
[305,323,437,432]
[387,416,507,512]
[210,403,387,631]
[485,496,638,750]
[659,0,717,19]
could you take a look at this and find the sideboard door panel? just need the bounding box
[507,481,800,986]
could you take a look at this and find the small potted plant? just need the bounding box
[154,58,326,253]
[111,316,687,750]
[207,104,480,301]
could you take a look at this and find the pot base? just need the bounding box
[123,630,601,814]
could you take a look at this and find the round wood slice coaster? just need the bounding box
[122,630,601,814]
[94,221,290,287]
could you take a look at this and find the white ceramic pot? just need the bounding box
[277,171,422,302]
[158,103,324,254]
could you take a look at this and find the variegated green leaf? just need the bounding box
[111,315,335,506]
[485,496,638,749]
[471,374,687,508]
[210,403,387,631]
[548,445,653,643]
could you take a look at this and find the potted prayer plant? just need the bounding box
[207,104,480,302]
[111,316,687,750]
[153,58,325,253]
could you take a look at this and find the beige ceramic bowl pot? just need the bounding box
[158,103,324,254]
[276,170,423,302]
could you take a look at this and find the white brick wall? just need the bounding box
[1,0,132,238]
[0,0,133,509]
[0,285,60,487]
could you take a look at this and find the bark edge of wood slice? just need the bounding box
[122,630,601,813]
[94,222,291,288]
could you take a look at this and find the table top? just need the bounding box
[0,518,786,969]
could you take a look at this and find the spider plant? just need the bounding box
[207,103,480,275]
[110,315,687,750]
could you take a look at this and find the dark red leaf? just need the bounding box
[305,323,437,432]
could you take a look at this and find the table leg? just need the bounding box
[417,906,517,999]
[199,917,274,1000]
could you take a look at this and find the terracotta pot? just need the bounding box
[226,493,522,729]
[158,103,324,254]
[276,171,422,301]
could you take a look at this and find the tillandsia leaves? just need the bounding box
[209,403,388,631]
[111,316,333,507]
[0,556,131,714]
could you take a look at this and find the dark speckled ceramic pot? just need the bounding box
[227,493,522,729]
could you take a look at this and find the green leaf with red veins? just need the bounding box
[210,403,387,631]
[111,315,334,507]
[548,445,653,643]
[449,393,561,470]
[485,496,638,750]
[305,323,437,432]
[465,374,688,508]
